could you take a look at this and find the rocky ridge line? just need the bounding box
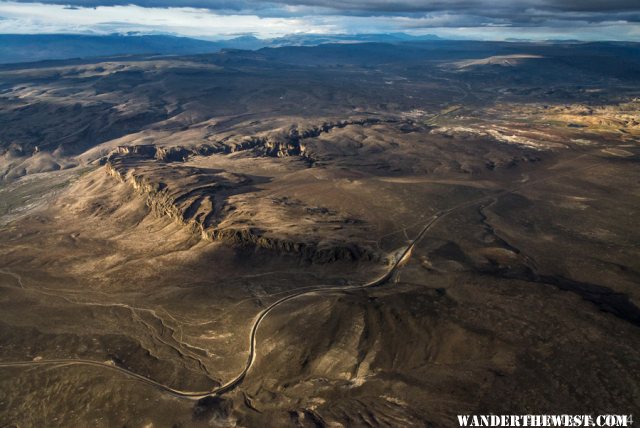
[102,117,399,164]
[105,162,378,263]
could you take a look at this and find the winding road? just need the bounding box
[0,205,447,400]
[0,153,607,400]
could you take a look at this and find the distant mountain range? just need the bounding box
[2,33,636,66]
[269,33,442,46]
[0,33,443,64]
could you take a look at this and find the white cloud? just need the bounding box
[0,0,638,40]
[0,2,324,36]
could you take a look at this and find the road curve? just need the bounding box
[208,211,444,398]
[0,211,444,401]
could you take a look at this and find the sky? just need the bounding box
[0,0,639,41]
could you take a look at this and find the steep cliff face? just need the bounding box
[101,117,395,166]
[105,160,378,263]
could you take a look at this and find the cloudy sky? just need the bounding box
[0,0,639,40]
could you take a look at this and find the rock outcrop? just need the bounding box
[105,158,377,263]
[102,117,396,166]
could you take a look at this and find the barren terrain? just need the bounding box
[0,41,639,427]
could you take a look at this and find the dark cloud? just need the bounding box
[9,0,640,13]
[6,0,640,26]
